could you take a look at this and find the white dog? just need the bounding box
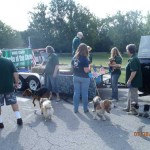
[40,98,54,120]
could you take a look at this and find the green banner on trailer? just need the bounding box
[2,48,32,67]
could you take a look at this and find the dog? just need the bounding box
[89,96,101,112]
[22,87,50,107]
[40,98,54,120]
[89,96,114,121]
[129,102,150,118]
[108,58,116,72]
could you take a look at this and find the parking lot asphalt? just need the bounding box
[0,88,150,150]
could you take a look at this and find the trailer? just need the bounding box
[1,48,111,99]
[1,48,44,91]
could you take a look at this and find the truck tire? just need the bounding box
[18,76,27,91]
[27,76,40,91]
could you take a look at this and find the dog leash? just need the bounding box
[92,78,100,97]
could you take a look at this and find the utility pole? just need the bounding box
[28,36,31,48]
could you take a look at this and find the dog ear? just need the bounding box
[93,96,101,102]
[24,89,33,96]
[103,100,111,113]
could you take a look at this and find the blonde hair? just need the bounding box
[110,47,122,59]
[74,43,89,58]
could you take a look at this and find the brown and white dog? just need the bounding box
[89,96,114,121]
[22,87,50,107]
[89,96,101,112]
[40,98,54,120]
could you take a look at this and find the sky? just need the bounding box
[0,0,150,31]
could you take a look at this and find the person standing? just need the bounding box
[72,32,83,56]
[123,44,142,112]
[43,46,60,101]
[0,50,23,129]
[71,43,91,113]
[0,49,2,57]
[108,47,122,101]
[87,46,93,64]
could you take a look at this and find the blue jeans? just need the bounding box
[111,73,120,100]
[45,74,59,93]
[73,76,90,112]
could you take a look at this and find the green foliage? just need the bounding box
[0,21,23,49]
[22,0,101,52]
[144,12,150,35]
[1,0,149,51]
[99,11,144,52]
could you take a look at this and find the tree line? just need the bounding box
[0,0,150,53]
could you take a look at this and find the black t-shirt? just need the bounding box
[71,56,89,78]
[0,57,17,93]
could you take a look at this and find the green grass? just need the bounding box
[59,53,129,83]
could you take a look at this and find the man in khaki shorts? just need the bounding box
[0,50,23,129]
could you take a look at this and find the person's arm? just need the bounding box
[84,67,91,73]
[83,57,91,73]
[53,65,59,78]
[127,58,138,87]
[53,55,59,78]
[109,63,121,68]
[13,72,19,89]
[41,60,46,66]
[127,71,136,87]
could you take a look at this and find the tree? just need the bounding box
[24,0,101,52]
[144,12,150,35]
[22,1,147,53]
[0,21,23,49]
[103,11,144,52]
[27,3,53,48]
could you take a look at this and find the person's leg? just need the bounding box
[0,94,4,128]
[0,107,4,128]
[81,78,90,112]
[45,74,52,99]
[127,88,131,110]
[111,73,120,100]
[130,88,138,104]
[50,76,60,101]
[5,92,23,125]
[123,88,131,111]
[73,76,81,113]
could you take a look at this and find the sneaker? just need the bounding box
[112,99,118,102]
[74,111,78,113]
[122,108,130,112]
[0,123,4,129]
[84,109,89,113]
[17,118,23,125]
[54,95,60,101]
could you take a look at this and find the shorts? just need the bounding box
[0,92,17,106]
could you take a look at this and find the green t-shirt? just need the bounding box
[112,56,122,74]
[0,57,17,93]
[125,54,143,88]
[44,53,59,75]
[72,36,80,53]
